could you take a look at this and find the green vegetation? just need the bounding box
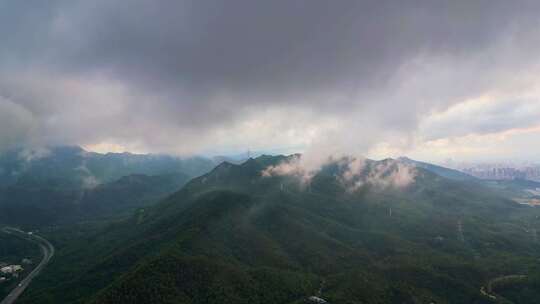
[493,269,540,303]
[0,146,215,188]
[0,233,41,299]
[0,173,190,227]
[398,157,477,182]
[0,233,40,267]
[14,156,540,303]
[0,145,216,227]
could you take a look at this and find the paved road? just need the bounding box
[0,227,55,304]
[480,274,527,304]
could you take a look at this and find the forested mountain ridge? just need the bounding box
[18,155,540,304]
[0,146,214,188]
[0,146,217,227]
[0,172,191,227]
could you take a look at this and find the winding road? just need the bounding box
[480,274,527,304]
[0,227,55,304]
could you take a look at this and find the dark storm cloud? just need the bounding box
[27,1,534,95]
[1,0,540,154]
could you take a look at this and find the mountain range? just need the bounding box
[10,154,540,304]
[0,146,216,226]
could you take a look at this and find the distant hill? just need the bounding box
[19,155,540,304]
[398,156,477,181]
[0,172,191,227]
[0,146,215,189]
[480,178,540,204]
[0,146,217,226]
[396,159,540,205]
[78,172,191,218]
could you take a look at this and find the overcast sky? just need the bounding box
[1,0,540,162]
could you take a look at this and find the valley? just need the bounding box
[0,227,54,304]
[1,155,537,303]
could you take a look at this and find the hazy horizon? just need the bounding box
[2,1,540,163]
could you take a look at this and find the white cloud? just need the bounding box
[2,1,540,163]
[0,97,34,149]
[263,156,416,192]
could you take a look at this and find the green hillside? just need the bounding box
[19,156,540,304]
[0,172,190,227]
[398,157,477,182]
[0,232,42,299]
[0,146,215,188]
[0,146,216,227]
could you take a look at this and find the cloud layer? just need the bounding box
[262,156,417,192]
[2,1,540,160]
